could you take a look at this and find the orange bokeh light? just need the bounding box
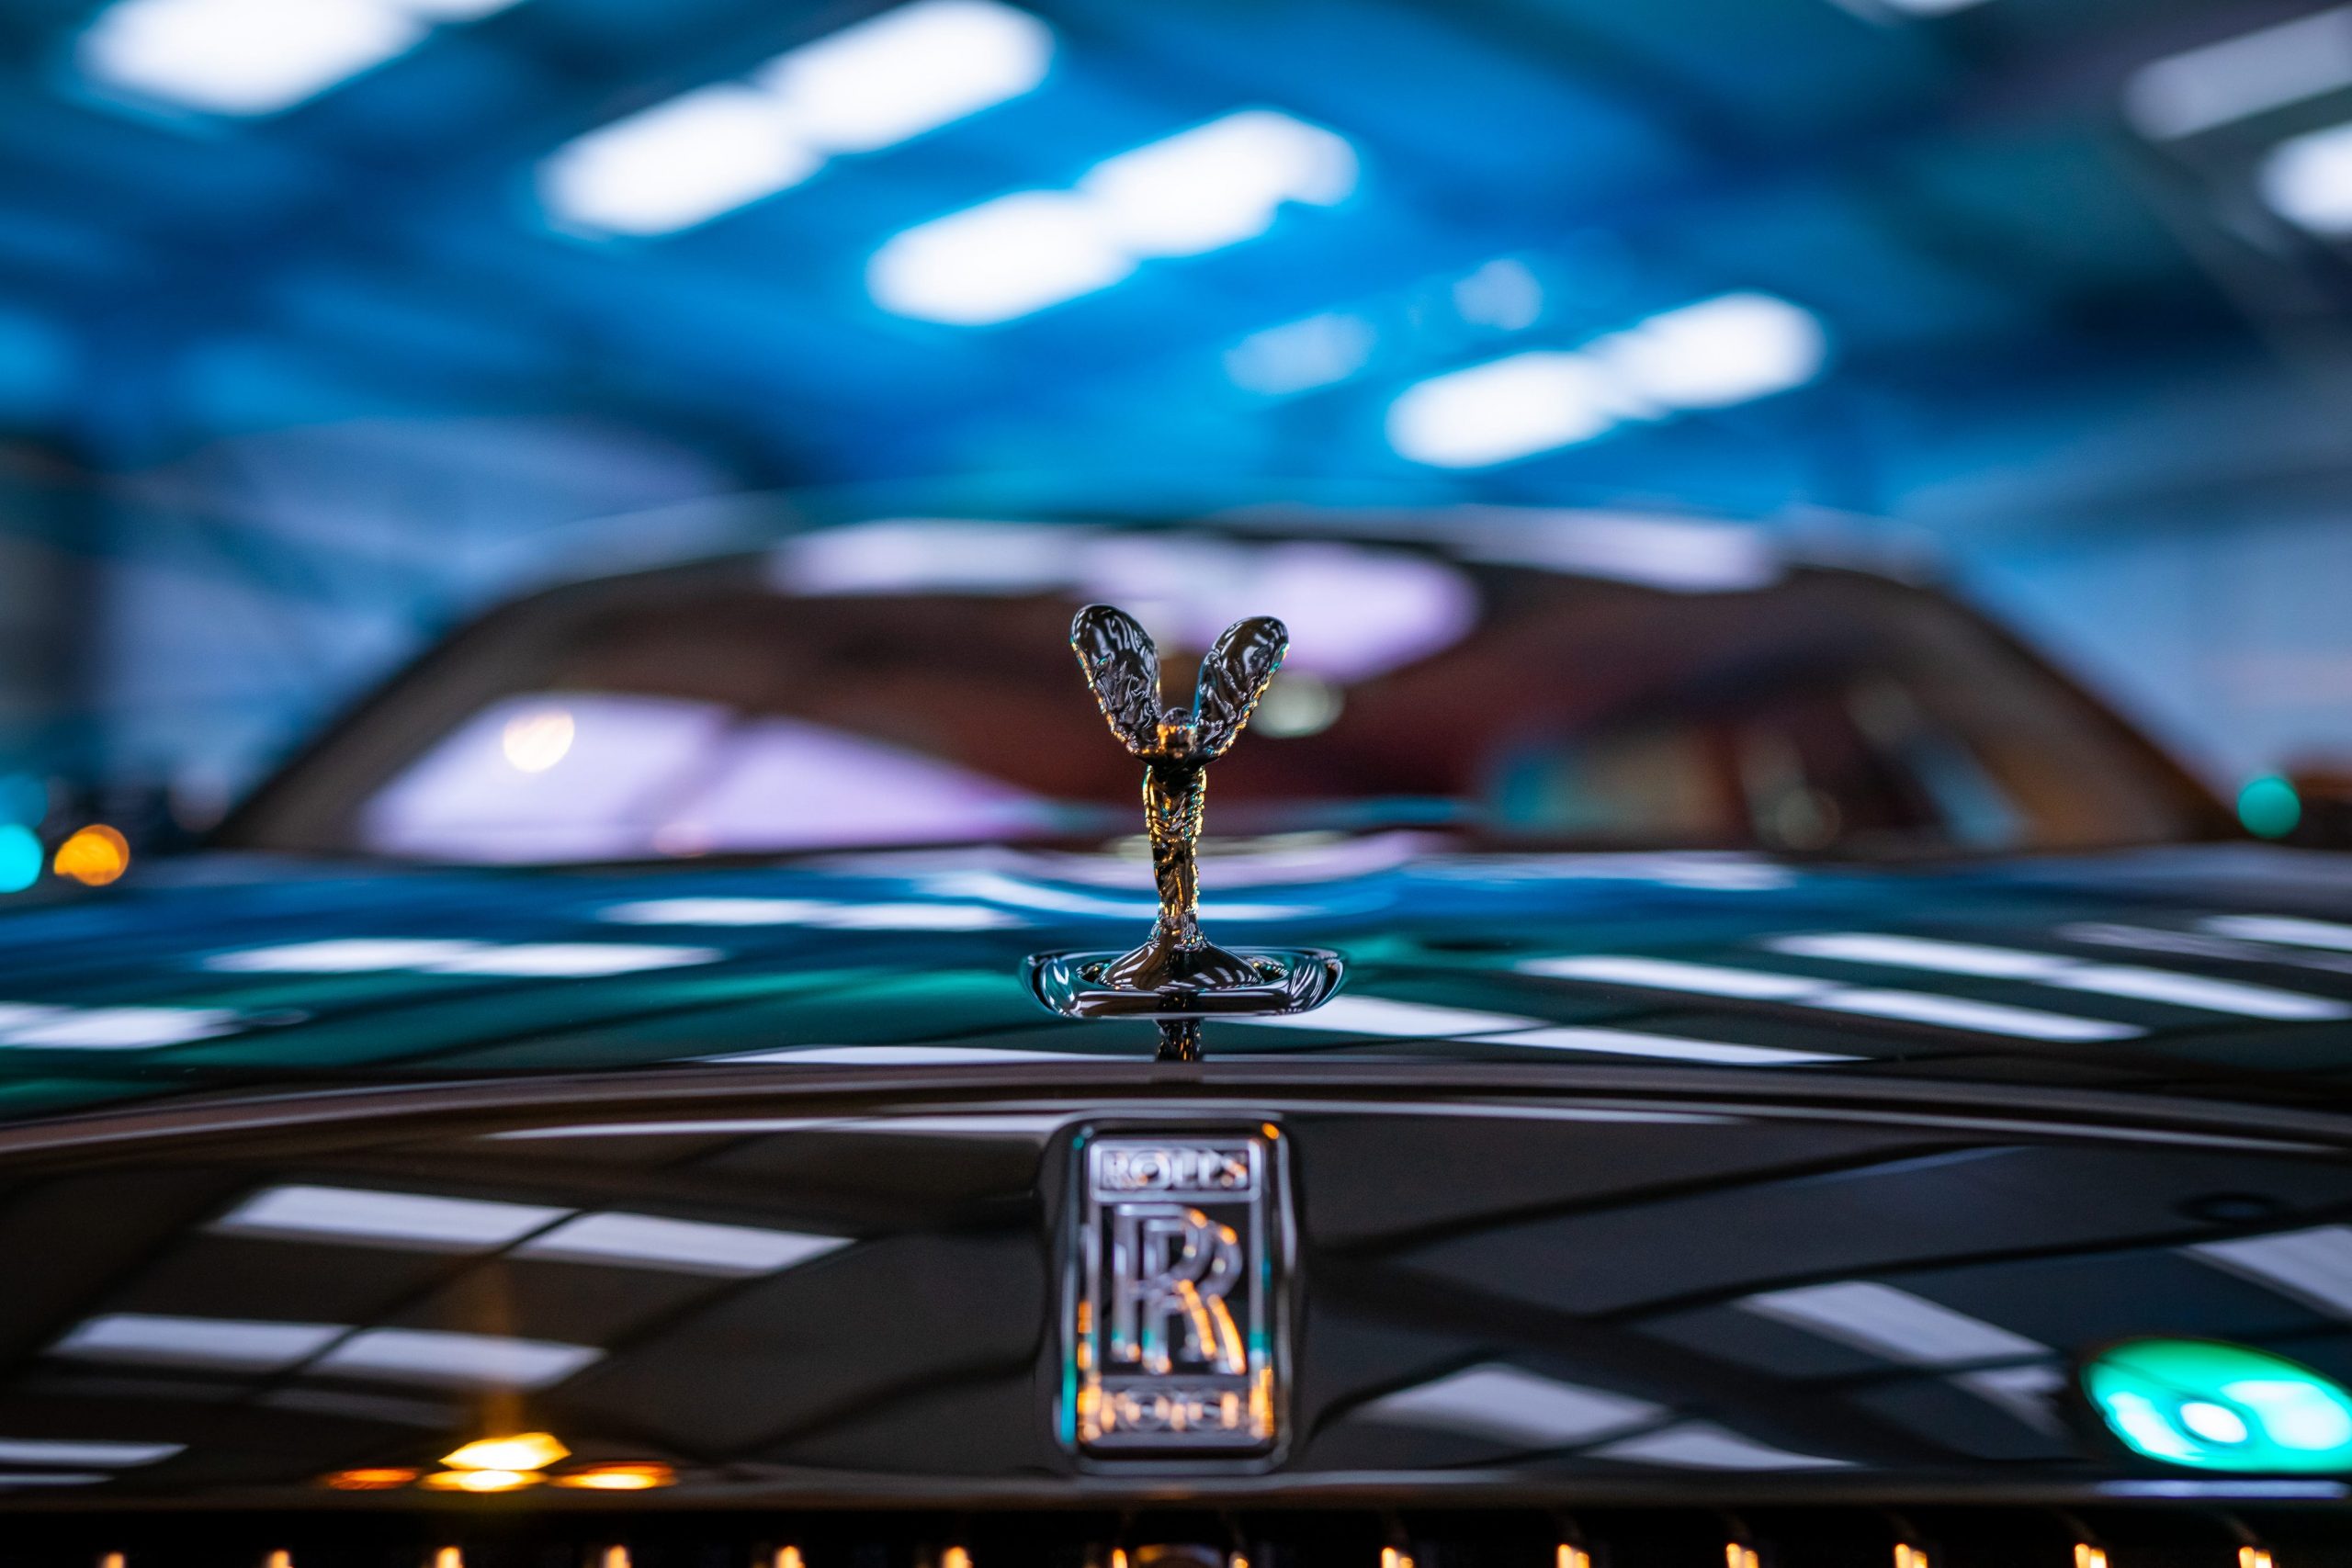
[53,825,130,886]
[551,1462,675,1491]
[419,1468,542,1493]
[322,1467,420,1490]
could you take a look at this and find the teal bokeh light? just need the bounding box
[2238,774,2302,840]
[2085,1338,2352,1472]
[0,824,40,894]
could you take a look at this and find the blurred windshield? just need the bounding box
[226,521,2222,863]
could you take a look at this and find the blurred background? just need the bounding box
[2,0,2351,875]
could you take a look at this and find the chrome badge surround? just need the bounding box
[1063,1125,1291,1463]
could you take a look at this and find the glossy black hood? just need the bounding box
[4,839,2352,1111]
[5,840,2352,1512]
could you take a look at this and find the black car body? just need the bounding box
[1,516,2346,1566]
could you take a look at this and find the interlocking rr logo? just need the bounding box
[1108,1203,1244,1377]
[1067,1131,1286,1459]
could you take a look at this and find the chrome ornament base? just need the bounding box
[1025,946,1344,1022]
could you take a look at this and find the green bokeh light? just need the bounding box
[2085,1338,2352,1472]
[2238,774,2302,840]
[0,824,40,895]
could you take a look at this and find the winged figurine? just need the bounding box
[1070,604,1288,993]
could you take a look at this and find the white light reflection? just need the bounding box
[601,897,1022,930]
[51,1314,346,1371]
[1225,993,1844,1065]
[1523,955,2143,1042]
[1589,1421,1849,1470]
[516,1213,847,1276]
[1227,995,1543,1037]
[491,1113,1069,1140]
[2207,914,2352,952]
[1769,932,2348,1020]
[701,1043,1113,1065]
[1353,1364,1662,1448]
[213,1185,571,1251]
[0,1004,242,1049]
[0,1439,183,1466]
[1737,1280,2047,1365]
[312,1328,602,1390]
[209,941,720,976]
[2126,10,2352,141]
[2189,1224,2352,1317]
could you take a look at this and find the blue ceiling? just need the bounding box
[0,0,2271,509]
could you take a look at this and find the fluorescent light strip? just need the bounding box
[602,897,1021,930]
[311,1327,601,1390]
[213,1185,571,1250]
[209,941,719,976]
[1769,932,2348,1020]
[869,110,1355,323]
[2206,914,2352,953]
[2188,1224,2352,1317]
[51,1314,347,1371]
[0,1438,183,1467]
[1588,1421,1848,1471]
[1351,1364,1663,1448]
[543,0,1050,236]
[2125,8,2352,141]
[1521,954,2142,1042]
[77,0,519,118]
[1736,1280,2048,1366]
[515,1213,848,1276]
[1386,294,1826,468]
[0,1004,242,1049]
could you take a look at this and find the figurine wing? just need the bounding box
[1070,604,1163,755]
[1191,615,1288,759]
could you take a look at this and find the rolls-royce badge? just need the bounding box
[1064,1126,1289,1461]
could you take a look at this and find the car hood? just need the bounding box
[5,840,2352,1511]
[5,837,2352,1115]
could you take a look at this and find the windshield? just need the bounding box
[224,523,2223,863]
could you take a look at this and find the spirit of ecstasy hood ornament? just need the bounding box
[1024,604,1342,1062]
[1070,604,1287,993]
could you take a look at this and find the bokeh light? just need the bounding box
[52,825,130,886]
[550,1461,675,1490]
[0,825,40,894]
[321,1467,419,1490]
[2238,774,2302,839]
[501,707,575,773]
[419,1467,542,1492]
[442,1432,568,1472]
[2084,1337,2352,1471]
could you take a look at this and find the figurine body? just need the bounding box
[1070,605,1288,995]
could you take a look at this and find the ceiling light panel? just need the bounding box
[76,0,519,117]
[870,110,1357,323]
[544,0,1052,236]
